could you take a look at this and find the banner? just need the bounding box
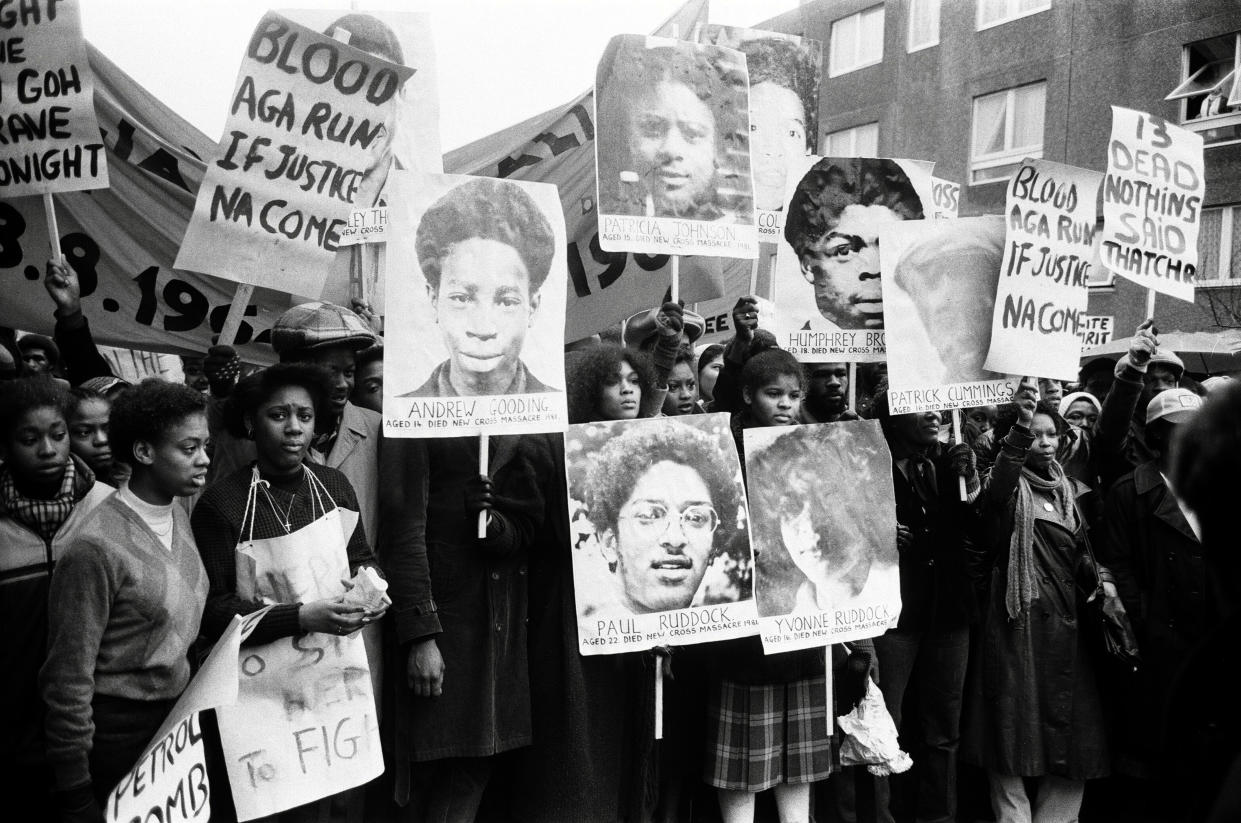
[745,420,899,651]
[382,172,568,437]
[566,414,758,654]
[984,158,1103,381]
[1079,314,1113,347]
[772,155,932,362]
[1100,105,1205,302]
[175,12,415,296]
[0,0,108,196]
[928,176,960,220]
[105,611,266,823]
[882,216,1018,414]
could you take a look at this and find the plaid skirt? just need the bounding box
[704,674,834,792]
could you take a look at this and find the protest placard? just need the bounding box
[337,205,388,246]
[1079,314,1113,347]
[0,0,108,196]
[745,420,899,652]
[928,176,960,220]
[1101,105,1205,302]
[703,25,821,244]
[984,158,1103,382]
[566,415,758,654]
[382,171,568,438]
[772,155,932,362]
[595,34,758,259]
[104,611,266,823]
[175,12,415,296]
[882,216,1019,414]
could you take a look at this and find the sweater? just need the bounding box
[40,495,208,790]
[190,462,377,646]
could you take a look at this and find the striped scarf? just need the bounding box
[0,457,89,543]
[1005,462,1079,621]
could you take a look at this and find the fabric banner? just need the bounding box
[219,506,382,821]
[1101,105,1205,302]
[984,158,1103,382]
[882,216,1018,414]
[175,12,415,296]
[0,0,108,196]
[565,414,758,655]
[105,611,267,823]
[771,155,933,362]
[382,171,568,438]
[928,176,960,220]
[745,420,899,652]
[701,25,822,244]
[594,34,757,259]
[1079,314,1113,347]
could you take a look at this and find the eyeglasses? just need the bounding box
[619,502,719,535]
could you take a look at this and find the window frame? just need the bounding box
[1170,32,1241,149]
[1196,205,1239,285]
[828,5,886,78]
[824,122,880,157]
[969,82,1046,185]
[976,0,1051,32]
[907,0,940,53]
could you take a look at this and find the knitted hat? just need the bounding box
[1146,388,1202,424]
[17,333,60,365]
[79,375,132,397]
[270,302,376,355]
[1148,348,1185,378]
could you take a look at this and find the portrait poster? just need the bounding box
[745,420,899,652]
[382,170,568,438]
[984,158,1103,382]
[594,34,758,259]
[1101,105,1204,302]
[881,216,1019,415]
[772,155,933,363]
[0,0,108,196]
[175,11,420,297]
[702,25,822,243]
[565,414,758,655]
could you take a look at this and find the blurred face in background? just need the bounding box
[662,362,699,416]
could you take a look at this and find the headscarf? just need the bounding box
[1058,391,1102,421]
[1006,461,1079,621]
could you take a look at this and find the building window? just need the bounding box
[829,5,885,77]
[907,0,940,52]
[976,0,1050,31]
[1167,32,1241,148]
[969,82,1045,183]
[825,123,879,157]
[1196,206,1241,282]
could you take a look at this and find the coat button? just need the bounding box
[495,622,503,632]
[491,572,500,581]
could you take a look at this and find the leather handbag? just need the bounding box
[1076,504,1142,673]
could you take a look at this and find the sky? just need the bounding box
[82,0,800,153]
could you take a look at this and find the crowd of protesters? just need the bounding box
[2,253,1241,823]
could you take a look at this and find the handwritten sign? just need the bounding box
[882,216,1018,415]
[105,611,266,823]
[928,176,960,220]
[337,205,388,246]
[175,12,413,296]
[984,159,1103,382]
[1101,106,1205,302]
[0,0,108,196]
[1079,315,1113,348]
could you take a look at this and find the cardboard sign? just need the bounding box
[595,34,758,259]
[984,158,1103,382]
[1079,314,1113,347]
[0,0,108,196]
[105,611,267,823]
[382,171,569,438]
[175,12,415,296]
[1101,106,1205,302]
[882,216,1018,414]
[337,205,387,246]
[745,420,899,651]
[565,415,758,654]
[771,155,932,362]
